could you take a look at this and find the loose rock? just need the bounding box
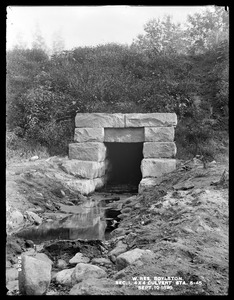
[116,248,154,271]
[69,253,90,265]
[19,254,52,295]
[109,240,128,262]
[57,259,68,269]
[25,211,42,225]
[91,257,112,266]
[69,278,122,295]
[54,268,75,286]
[71,263,107,284]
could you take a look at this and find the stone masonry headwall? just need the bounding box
[63,113,177,195]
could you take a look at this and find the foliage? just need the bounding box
[6,6,229,158]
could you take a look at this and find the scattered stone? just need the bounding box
[116,248,154,271]
[54,268,75,286]
[91,257,112,266]
[113,269,126,280]
[6,280,19,293]
[173,181,195,191]
[25,211,42,225]
[6,268,18,283]
[69,278,121,295]
[121,207,132,214]
[69,253,90,265]
[33,253,53,266]
[57,259,68,269]
[109,241,128,262]
[9,210,24,229]
[29,156,39,161]
[6,260,12,268]
[71,263,107,285]
[118,213,129,220]
[18,254,52,295]
[28,207,44,213]
[110,227,126,237]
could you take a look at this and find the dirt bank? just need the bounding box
[6,156,229,295]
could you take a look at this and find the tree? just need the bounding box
[32,23,48,53]
[132,15,189,56]
[51,30,65,55]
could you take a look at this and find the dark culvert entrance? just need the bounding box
[103,142,144,193]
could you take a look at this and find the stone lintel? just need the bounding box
[75,113,125,128]
[104,128,144,143]
[125,113,177,127]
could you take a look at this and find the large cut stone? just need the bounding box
[18,254,51,295]
[69,143,106,162]
[104,128,144,142]
[74,128,104,142]
[141,159,176,178]
[65,177,106,195]
[125,113,177,127]
[143,142,177,158]
[75,113,125,128]
[144,127,175,142]
[61,160,106,179]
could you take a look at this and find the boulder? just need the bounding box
[74,128,104,142]
[33,253,53,266]
[141,159,176,178]
[25,211,42,225]
[9,210,24,229]
[138,178,160,193]
[71,263,107,284]
[61,160,106,179]
[6,268,18,283]
[57,259,67,269]
[91,257,112,266]
[69,142,106,162]
[108,241,127,262]
[116,248,154,271]
[54,268,75,286]
[144,127,175,142]
[18,254,52,295]
[104,128,144,143]
[125,113,177,127]
[6,280,19,293]
[69,253,90,265]
[143,142,177,158]
[75,113,125,128]
[69,278,121,295]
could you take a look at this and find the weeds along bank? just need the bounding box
[6,8,229,159]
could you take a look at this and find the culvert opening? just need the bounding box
[104,142,143,192]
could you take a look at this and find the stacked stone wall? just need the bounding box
[66,113,177,195]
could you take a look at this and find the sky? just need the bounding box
[6,5,215,50]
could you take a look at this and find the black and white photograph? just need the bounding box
[6,5,229,295]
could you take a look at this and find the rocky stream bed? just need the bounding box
[6,156,229,295]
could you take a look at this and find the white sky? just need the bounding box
[6,5,215,50]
